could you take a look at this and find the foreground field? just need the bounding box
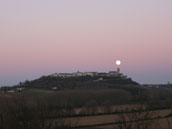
[0,87,172,129]
[59,108,172,129]
[97,118,172,129]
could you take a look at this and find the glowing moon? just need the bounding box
[116,60,121,66]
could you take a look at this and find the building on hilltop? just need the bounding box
[50,70,125,78]
[97,72,107,77]
[108,71,119,76]
[83,72,98,77]
[73,71,83,76]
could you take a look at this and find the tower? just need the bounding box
[116,60,121,73]
[117,67,120,73]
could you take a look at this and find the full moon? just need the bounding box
[116,60,121,66]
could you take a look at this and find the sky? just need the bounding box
[0,0,172,85]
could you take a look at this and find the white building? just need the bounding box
[50,73,59,77]
[8,90,15,93]
[83,72,97,77]
[108,71,119,76]
[73,71,83,76]
[49,70,126,78]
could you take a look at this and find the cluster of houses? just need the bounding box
[50,70,127,78]
[2,70,129,93]
[5,87,25,93]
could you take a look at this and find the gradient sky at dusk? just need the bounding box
[0,0,172,85]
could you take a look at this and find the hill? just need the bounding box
[16,74,139,89]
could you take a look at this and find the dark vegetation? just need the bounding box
[0,76,172,129]
[15,75,139,89]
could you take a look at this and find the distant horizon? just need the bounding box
[0,68,171,86]
[0,0,172,86]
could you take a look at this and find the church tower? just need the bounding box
[116,60,121,73]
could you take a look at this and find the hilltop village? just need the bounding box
[50,69,128,79]
[1,65,140,93]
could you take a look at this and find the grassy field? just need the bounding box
[61,107,172,129]
[0,87,172,129]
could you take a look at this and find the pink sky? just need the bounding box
[0,0,172,85]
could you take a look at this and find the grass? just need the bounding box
[21,88,52,96]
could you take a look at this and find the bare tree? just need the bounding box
[115,105,155,129]
[0,95,79,129]
[166,118,171,129]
